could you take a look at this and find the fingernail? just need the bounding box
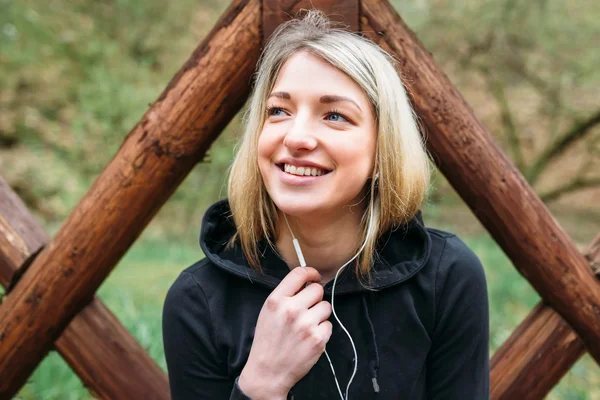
[319,273,323,279]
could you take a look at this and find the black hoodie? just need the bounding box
[162,199,490,399]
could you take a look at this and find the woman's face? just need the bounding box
[258,50,377,218]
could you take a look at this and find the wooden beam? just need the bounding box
[491,233,600,399]
[57,298,169,399]
[0,0,261,396]
[0,177,46,289]
[587,233,600,277]
[491,303,584,399]
[0,176,169,399]
[360,0,600,368]
[262,0,359,43]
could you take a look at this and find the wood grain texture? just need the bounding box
[263,0,359,42]
[0,176,47,289]
[586,233,600,277]
[56,298,169,399]
[490,233,600,399]
[0,0,261,396]
[491,302,584,399]
[360,0,600,370]
[0,176,168,398]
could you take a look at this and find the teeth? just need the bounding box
[283,163,326,177]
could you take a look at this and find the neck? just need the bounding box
[275,205,366,284]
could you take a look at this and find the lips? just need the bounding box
[274,164,329,187]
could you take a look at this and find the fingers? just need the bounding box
[293,301,331,346]
[305,300,332,326]
[293,282,325,308]
[313,320,333,349]
[297,315,332,355]
[271,267,321,298]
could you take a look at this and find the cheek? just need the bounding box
[357,130,377,171]
[256,139,268,180]
[257,129,278,181]
[332,134,376,171]
[257,126,279,157]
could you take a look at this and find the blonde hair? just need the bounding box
[228,10,431,277]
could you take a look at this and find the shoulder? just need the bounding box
[162,258,238,344]
[166,259,210,296]
[425,228,489,331]
[163,258,231,312]
[423,228,487,305]
[426,227,485,280]
[164,257,265,320]
[172,257,232,289]
[423,231,490,397]
[163,260,207,315]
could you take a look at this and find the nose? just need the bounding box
[283,116,318,152]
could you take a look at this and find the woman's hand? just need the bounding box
[239,266,333,400]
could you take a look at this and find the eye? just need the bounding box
[266,106,286,117]
[325,109,350,123]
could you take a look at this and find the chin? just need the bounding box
[270,192,327,217]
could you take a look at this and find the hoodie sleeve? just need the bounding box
[162,271,251,400]
[426,236,490,400]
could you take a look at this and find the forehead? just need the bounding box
[271,51,371,109]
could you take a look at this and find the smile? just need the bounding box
[275,163,332,186]
[276,163,332,177]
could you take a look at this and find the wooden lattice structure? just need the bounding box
[1,0,599,398]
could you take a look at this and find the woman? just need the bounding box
[163,10,489,400]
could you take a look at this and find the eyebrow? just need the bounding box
[268,91,362,112]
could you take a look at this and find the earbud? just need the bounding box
[374,172,379,182]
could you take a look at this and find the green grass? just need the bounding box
[11,232,600,399]
[14,238,200,400]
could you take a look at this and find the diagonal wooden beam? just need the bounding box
[0,178,46,290]
[262,0,359,42]
[360,0,600,369]
[0,176,169,399]
[492,303,583,399]
[491,233,600,399]
[0,0,261,396]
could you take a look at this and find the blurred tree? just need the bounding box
[0,0,598,232]
[392,0,600,203]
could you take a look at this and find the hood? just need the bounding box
[199,199,432,393]
[199,199,432,295]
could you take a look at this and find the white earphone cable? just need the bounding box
[283,213,369,400]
